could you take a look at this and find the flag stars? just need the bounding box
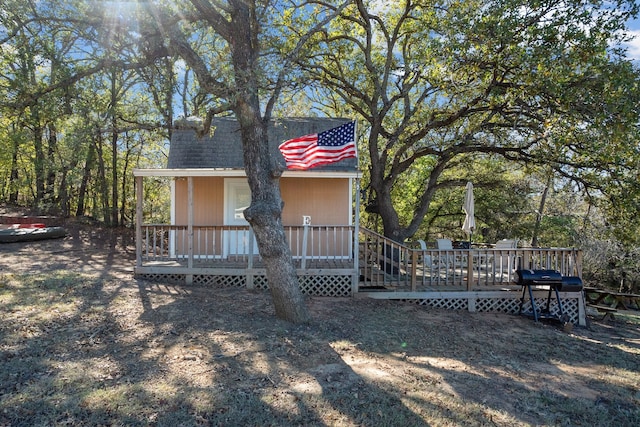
[318,122,356,147]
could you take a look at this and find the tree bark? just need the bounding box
[44,122,58,209]
[228,1,309,323]
[239,116,309,323]
[9,129,19,204]
[76,142,95,217]
[94,130,111,225]
[531,173,552,247]
[33,123,45,203]
[110,69,120,226]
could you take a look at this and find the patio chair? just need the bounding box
[436,238,464,270]
[408,239,450,281]
[411,239,434,270]
[492,239,518,281]
[495,239,517,249]
[436,238,453,250]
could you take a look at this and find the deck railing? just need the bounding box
[359,228,582,291]
[137,224,355,267]
[136,225,582,292]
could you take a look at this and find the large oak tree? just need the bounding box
[132,0,350,323]
[299,0,640,243]
[2,0,350,323]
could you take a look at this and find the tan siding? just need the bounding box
[281,178,350,226]
[174,176,351,258]
[174,177,224,225]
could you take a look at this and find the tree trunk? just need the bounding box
[369,152,409,243]
[531,173,552,247]
[120,138,132,225]
[94,130,111,225]
[229,1,309,324]
[76,142,96,217]
[33,124,45,203]
[238,116,309,324]
[368,138,450,244]
[58,167,69,217]
[110,127,119,226]
[44,122,58,210]
[377,187,407,243]
[110,69,119,226]
[9,132,19,204]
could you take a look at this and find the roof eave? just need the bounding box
[133,168,361,179]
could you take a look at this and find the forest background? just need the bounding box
[1,0,640,293]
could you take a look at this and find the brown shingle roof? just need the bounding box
[167,117,358,171]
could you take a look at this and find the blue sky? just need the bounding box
[625,17,640,61]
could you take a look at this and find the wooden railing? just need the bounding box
[136,225,582,293]
[137,224,355,267]
[358,228,582,291]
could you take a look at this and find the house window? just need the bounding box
[224,178,251,226]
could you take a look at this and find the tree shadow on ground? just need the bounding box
[2,264,639,426]
[134,282,433,425]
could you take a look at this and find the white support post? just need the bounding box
[301,216,310,270]
[247,227,254,289]
[186,176,194,285]
[353,178,361,296]
[135,175,143,269]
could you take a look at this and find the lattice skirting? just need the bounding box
[135,273,186,285]
[135,273,352,297]
[135,273,583,324]
[405,295,581,325]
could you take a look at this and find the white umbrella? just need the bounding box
[462,181,475,245]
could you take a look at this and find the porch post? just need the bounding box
[352,177,361,296]
[135,175,143,269]
[246,227,255,289]
[301,223,309,270]
[186,176,194,285]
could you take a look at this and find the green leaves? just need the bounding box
[300,0,640,244]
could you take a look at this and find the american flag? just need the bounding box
[278,121,357,170]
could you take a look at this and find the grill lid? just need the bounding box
[515,269,562,285]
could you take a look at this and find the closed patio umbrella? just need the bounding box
[462,181,475,245]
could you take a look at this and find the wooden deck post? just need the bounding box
[135,175,143,268]
[301,223,309,270]
[411,250,418,291]
[246,227,254,289]
[352,178,361,296]
[186,176,193,285]
[466,250,473,291]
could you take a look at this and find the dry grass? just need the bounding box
[0,224,639,426]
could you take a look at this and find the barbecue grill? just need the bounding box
[516,269,583,325]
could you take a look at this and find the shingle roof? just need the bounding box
[167,117,358,171]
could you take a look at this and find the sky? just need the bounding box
[625,17,640,61]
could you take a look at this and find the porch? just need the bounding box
[133,222,586,326]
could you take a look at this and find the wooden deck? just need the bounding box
[134,225,583,292]
[133,224,586,326]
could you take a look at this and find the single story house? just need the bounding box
[134,117,361,296]
[132,117,587,326]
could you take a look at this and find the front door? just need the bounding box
[224,179,258,257]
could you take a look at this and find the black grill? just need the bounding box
[558,276,583,292]
[515,269,562,286]
[517,269,583,326]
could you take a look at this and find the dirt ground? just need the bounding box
[1,215,639,426]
